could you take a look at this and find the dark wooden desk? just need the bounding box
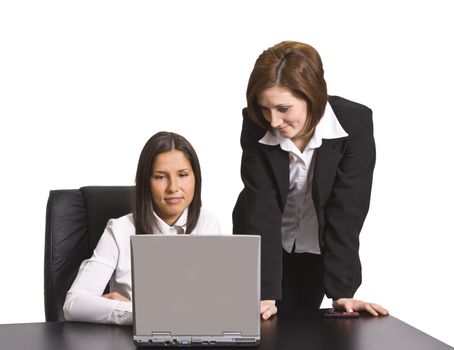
[0,311,452,350]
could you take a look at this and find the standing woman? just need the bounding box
[233,41,388,319]
[64,131,222,324]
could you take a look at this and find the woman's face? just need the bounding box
[150,150,195,226]
[257,85,308,140]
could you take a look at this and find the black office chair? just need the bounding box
[44,186,134,322]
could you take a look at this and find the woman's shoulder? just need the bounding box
[328,95,372,115]
[106,213,135,237]
[194,207,223,235]
[241,107,267,143]
[328,96,373,136]
[198,207,218,223]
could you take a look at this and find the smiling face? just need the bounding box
[150,149,195,226]
[257,85,309,141]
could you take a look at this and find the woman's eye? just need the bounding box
[260,107,271,120]
[152,174,165,180]
[278,106,289,113]
[179,172,189,178]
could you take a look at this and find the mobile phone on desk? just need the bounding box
[323,310,360,318]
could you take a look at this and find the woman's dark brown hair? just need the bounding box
[246,41,328,136]
[133,131,202,235]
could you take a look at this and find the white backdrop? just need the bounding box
[1,0,453,346]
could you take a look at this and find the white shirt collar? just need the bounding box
[154,209,188,235]
[259,102,348,150]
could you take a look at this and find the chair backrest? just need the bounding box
[44,186,134,321]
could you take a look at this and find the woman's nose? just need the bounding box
[269,111,282,128]
[167,177,179,193]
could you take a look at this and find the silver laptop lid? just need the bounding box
[131,235,260,346]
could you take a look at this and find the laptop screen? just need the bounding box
[131,235,260,346]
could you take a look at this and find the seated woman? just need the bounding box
[63,131,222,325]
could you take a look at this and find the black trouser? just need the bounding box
[276,249,325,313]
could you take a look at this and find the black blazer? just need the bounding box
[232,96,375,300]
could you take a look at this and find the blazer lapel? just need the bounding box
[261,144,289,209]
[259,137,346,211]
[312,139,344,208]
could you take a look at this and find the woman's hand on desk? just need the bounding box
[333,298,388,316]
[260,300,278,320]
[102,292,130,302]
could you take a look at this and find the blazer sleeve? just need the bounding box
[322,105,375,300]
[232,109,285,300]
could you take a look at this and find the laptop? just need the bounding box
[130,234,261,347]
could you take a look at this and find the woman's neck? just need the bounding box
[291,132,313,153]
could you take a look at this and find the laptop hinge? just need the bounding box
[151,332,171,337]
[222,331,242,337]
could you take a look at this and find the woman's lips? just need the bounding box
[278,125,289,131]
[165,197,183,204]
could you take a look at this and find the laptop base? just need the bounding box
[134,335,260,347]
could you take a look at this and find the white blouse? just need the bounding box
[259,102,348,254]
[63,208,223,325]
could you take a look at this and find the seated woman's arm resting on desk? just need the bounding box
[233,41,388,320]
[63,217,134,325]
[63,131,222,325]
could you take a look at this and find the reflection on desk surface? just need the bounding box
[0,310,452,350]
